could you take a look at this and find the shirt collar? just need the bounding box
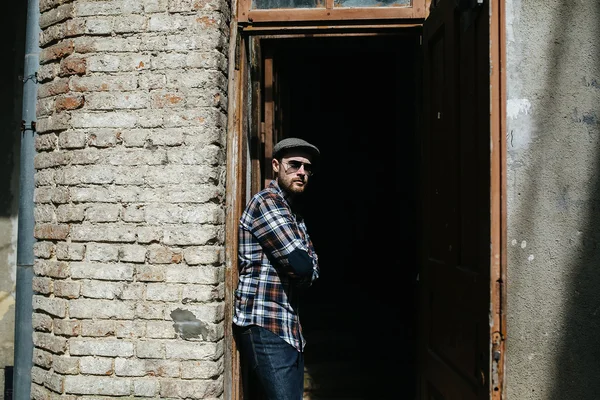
[270,180,294,206]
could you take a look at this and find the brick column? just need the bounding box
[32,0,230,398]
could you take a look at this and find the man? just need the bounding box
[233,137,321,400]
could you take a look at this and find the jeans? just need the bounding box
[235,324,304,400]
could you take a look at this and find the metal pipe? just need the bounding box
[14,0,39,397]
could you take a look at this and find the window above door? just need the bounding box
[237,0,430,27]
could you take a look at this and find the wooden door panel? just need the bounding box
[419,0,491,399]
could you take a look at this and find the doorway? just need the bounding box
[225,2,507,398]
[255,34,422,399]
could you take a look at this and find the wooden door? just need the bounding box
[418,0,505,399]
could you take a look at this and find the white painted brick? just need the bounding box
[119,244,147,263]
[71,224,136,243]
[165,341,218,360]
[145,321,177,339]
[32,313,53,332]
[136,340,164,358]
[73,1,124,16]
[104,149,167,165]
[54,319,82,337]
[70,338,135,357]
[146,284,181,302]
[71,262,134,280]
[114,358,145,377]
[159,376,224,398]
[135,265,166,282]
[31,365,47,385]
[58,165,116,185]
[56,204,85,222]
[138,185,222,203]
[86,204,121,222]
[162,225,223,246]
[35,169,56,186]
[33,276,53,295]
[56,242,85,261]
[35,151,72,169]
[54,280,81,299]
[69,299,135,319]
[120,283,145,300]
[70,148,102,165]
[114,14,147,33]
[135,302,166,319]
[116,320,146,338]
[138,72,167,90]
[34,332,68,354]
[133,378,159,397]
[34,260,70,279]
[86,243,119,262]
[33,348,53,369]
[148,14,190,32]
[40,3,73,28]
[144,165,219,185]
[142,0,168,13]
[121,204,145,223]
[33,241,55,259]
[81,320,116,337]
[165,265,221,284]
[70,75,138,92]
[81,280,123,299]
[32,295,67,318]
[85,17,113,35]
[53,355,80,375]
[181,359,223,379]
[64,375,131,395]
[58,131,86,149]
[147,244,183,264]
[88,129,119,147]
[135,109,166,128]
[86,92,149,110]
[71,111,137,128]
[45,369,66,393]
[79,356,114,375]
[91,36,142,52]
[165,69,226,90]
[183,246,223,265]
[136,226,162,243]
[181,283,223,303]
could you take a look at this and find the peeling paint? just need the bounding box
[507,98,532,119]
[0,291,15,319]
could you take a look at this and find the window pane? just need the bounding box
[253,0,326,9]
[334,0,410,6]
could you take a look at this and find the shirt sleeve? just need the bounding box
[247,193,315,278]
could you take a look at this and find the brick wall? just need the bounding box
[32,0,230,397]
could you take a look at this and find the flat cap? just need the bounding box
[272,137,320,160]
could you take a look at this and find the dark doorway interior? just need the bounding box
[267,35,421,399]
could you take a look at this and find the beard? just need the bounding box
[278,174,307,196]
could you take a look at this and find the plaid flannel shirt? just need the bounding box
[233,180,320,352]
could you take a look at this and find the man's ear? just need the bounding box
[272,158,280,174]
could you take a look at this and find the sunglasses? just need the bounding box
[282,160,314,176]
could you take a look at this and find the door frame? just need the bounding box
[223,1,507,398]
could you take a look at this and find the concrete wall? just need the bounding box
[506,1,600,399]
[31,0,230,398]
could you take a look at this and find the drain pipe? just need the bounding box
[14,0,39,398]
